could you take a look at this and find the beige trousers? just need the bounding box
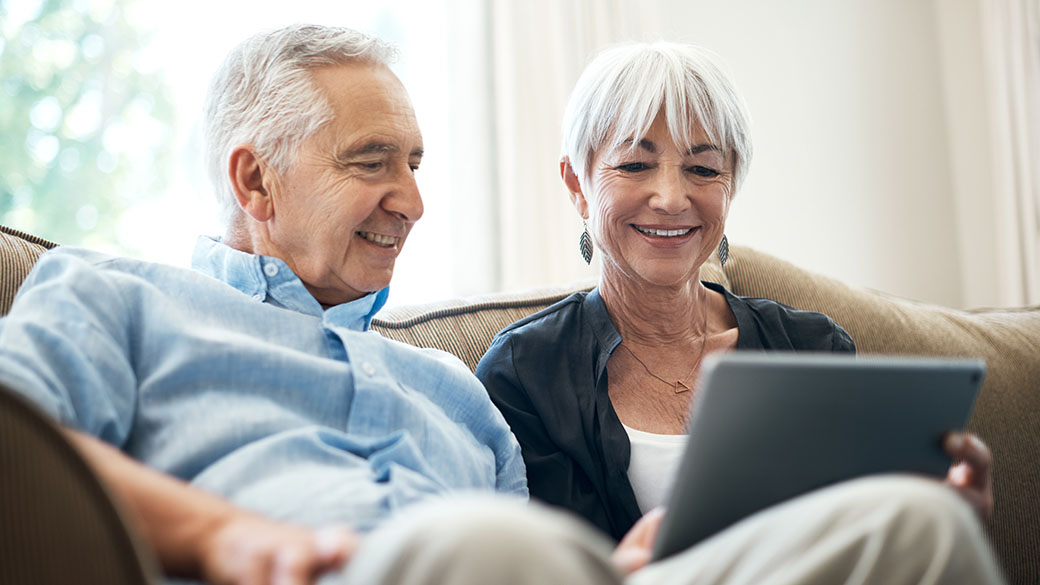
[333,476,1006,585]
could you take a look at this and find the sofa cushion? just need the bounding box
[0,226,57,316]
[372,253,729,371]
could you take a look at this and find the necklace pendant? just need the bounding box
[674,380,692,394]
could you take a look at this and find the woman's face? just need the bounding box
[580,114,734,289]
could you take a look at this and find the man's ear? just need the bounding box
[560,157,589,219]
[228,145,274,222]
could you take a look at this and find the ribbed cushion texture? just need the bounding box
[0,384,158,584]
[0,225,56,315]
[1,224,1036,583]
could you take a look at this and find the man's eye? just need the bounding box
[688,165,719,178]
[361,162,384,171]
[617,162,649,173]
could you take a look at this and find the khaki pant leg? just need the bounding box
[333,493,623,585]
[631,475,1006,585]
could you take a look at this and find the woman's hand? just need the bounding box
[944,432,994,522]
[201,513,358,585]
[611,507,666,575]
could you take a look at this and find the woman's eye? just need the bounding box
[617,162,649,173]
[688,165,719,178]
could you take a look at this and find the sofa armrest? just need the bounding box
[0,225,57,317]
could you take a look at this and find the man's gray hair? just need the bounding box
[204,24,397,227]
[561,41,753,195]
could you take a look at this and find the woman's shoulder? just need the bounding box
[494,290,592,340]
[706,282,855,352]
[478,289,603,374]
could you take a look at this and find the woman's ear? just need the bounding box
[228,145,275,222]
[560,157,589,220]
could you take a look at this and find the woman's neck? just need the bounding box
[598,268,714,346]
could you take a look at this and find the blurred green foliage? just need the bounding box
[0,0,174,251]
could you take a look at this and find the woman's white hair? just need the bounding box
[561,41,753,194]
[204,24,397,227]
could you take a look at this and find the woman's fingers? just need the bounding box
[944,432,994,522]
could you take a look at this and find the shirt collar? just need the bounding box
[191,235,388,331]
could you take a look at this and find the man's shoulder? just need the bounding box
[22,246,237,307]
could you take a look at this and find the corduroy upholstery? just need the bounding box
[0,225,57,314]
[1,224,1037,584]
[0,383,159,584]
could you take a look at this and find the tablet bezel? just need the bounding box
[650,352,984,561]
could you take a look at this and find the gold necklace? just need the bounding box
[618,303,710,394]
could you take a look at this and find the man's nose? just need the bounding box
[385,169,424,222]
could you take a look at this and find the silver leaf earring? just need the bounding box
[718,234,729,267]
[579,221,593,265]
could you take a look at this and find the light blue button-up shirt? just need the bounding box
[0,236,527,531]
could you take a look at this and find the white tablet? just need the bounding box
[651,352,984,561]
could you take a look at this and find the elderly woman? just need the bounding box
[477,42,1003,583]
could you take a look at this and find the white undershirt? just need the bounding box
[622,423,687,513]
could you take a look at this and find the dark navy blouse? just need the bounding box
[476,282,855,541]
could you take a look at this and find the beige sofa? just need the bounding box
[1,224,1038,584]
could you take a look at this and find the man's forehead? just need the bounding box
[310,63,422,151]
[312,63,410,114]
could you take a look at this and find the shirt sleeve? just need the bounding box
[0,250,137,446]
[415,345,529,498]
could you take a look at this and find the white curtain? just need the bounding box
[444,0,661,294]
[982,0,1040,305]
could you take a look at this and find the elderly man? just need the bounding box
[0,24,616,585]
[0,24,1008,585]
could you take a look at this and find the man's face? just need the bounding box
[262,63,424,306]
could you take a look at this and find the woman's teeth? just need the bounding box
[634,226,694,237]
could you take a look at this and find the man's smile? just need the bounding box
[357,230,401,248]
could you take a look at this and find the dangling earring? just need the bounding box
[718,234,729,267]
[579,221,593,265]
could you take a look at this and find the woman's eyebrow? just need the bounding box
[620,138,658,153]
[688,144,721,155]
[616,139,720,155]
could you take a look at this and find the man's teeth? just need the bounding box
[358,231,398,247]
[634,226,694,237]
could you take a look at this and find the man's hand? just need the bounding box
[201,514,357,585]
[611,507,665,575]
[944,432,995,522]
[64,430,358,584]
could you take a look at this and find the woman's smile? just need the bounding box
[631,224,700,247]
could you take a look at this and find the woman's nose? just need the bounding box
[648,168,690,214]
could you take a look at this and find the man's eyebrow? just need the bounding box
[339,141,398,159]
[338,142,424,161]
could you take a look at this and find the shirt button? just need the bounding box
[361,362,376,376]
[252,293,263,300]
[263,263,279,277]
